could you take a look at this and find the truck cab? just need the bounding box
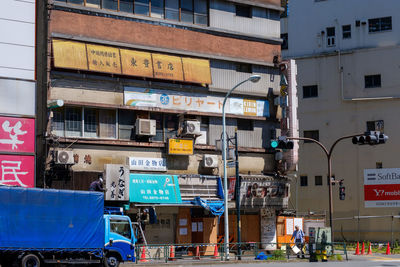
[104,214,136,267]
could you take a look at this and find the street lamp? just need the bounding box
[222,75,261,260]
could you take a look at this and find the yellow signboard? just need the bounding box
[243,99,257,116]
[152,54,184,81]
[168,138,194,155]
[182,57,212,84]
[52,40,88,70]
[120,49,154,78]
[86,44,121,74]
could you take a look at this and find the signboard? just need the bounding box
[261,211,277,250]
[0,116,35,153]
[124,87,269,117]
[168,138,194,155]
[239,177,289,208]
[0,154,35,187]
[52,39,212,84]
[104,164,130,201]
[127,157,167,171]
[129,174,182,204]
[0,80,36,116]
[364,168,400,208]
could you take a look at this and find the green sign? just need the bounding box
[129,174,182,204]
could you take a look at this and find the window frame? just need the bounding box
[235,4,252,18]
[326,26,336,47]
[281,33,288,50]
[364,74,381,88]
[342,24,351,39]
[302,85,318,98]
[315,175,323,186]
[303,130,319,143]
[368,16,392,33]
[235,63,252,73]
[300,176,308,187]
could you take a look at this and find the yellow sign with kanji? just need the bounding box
[86,44,121,74]
[182,57,212,84]
[52,39,88,70]
[243,99,257,116]
[120,49,154,78]
[152,54,184,81]
[168,138,194,155]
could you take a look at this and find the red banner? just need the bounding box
[364,184,400,201]
[0,154,35,187]
[0,117,35,153]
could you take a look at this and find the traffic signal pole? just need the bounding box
[286,133,362,242]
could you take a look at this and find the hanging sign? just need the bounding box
[168,138,194,155]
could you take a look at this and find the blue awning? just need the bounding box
[192,197,225,216]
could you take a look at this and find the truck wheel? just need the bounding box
[104,255,119,267]
[21,254,40,267]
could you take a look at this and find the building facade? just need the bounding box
[36,0,289,246]
[282,0,400,242]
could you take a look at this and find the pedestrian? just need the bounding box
[89,175,106,192]
[291,225,305,258]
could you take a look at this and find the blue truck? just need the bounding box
[0,186,136,267]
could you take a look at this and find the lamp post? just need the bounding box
[222,75,261,260]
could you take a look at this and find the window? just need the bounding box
[102,0,118,10]
[235,63,252,73]
[342,25,351,39]
[369,17,392,33]
[151,113,164,141]
[303,130,319,143]
[67,0,84,4]
[281,33,288,50]
[84,108,99,138]
[164,114,178,140]
[366,120,384,132]
[119,0,134,12]
[52,109,65,137]
[326,27,335,47]
[237,119,253,131]
[300,176,308,187]
[315,176,323,186]
[181,0,194,23]
[86,0,101,8]
[151,0,165,18]
[235,5,252,18]
[376,162,383,169]
[365,74,381,88]
[135,0,150,15]
[302,85,318,98]
[165,0,179,20]
[65,107,82,137]
[99,109,117,138]
[194,0,208,25]
[110,218,131,240]
[119,110,135,140]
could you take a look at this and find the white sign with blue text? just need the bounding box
[127,157,167,171]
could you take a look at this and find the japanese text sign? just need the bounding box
[87,44,121,73]
[120,49,153,78]
[364,168,400,208]
[52,39,88,70]
[129,174,182,204]
[152,54,184,81]
[0,155,34,187]
[182,57,211,84]
[0,116,35,153]
[127,157,167,171]
[104,164,130,201]
[168,139,194,155]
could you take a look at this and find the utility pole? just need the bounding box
[234,129,241,260]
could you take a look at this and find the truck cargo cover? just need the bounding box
[0,186,104,250]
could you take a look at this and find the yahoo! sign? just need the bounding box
[364,168,400,208]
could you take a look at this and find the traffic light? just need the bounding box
[352,131,388,146]
[270,136,294,149]
[339,180,345,201]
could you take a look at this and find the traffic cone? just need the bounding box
[367,243,372,255]
[212,245,219,259]
[361,242,365,255]
[193,246,200,260]
[385,242,391,255]
[355,242,360,255]
[139,247,149,262]
[168,246,176,261]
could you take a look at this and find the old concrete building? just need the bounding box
[282,0,400,242]
[36,0,289,247]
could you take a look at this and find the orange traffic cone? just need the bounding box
[361,242,365,255]
[367,243,372,255]
[385,242,391,255]
[355,242,360,255]
[139,246,149,262]
[212,245,219,259]
[193,246,200,260]
[168,246,176,261]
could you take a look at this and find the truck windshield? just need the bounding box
[110,218,131,240]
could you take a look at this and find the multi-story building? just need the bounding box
[36,0,289,247]
[282,0,400,242]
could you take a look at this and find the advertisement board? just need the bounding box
[104,164,130,201]
[127,157,167,171]
[0,116,35,153]
[168,138,194,155]
[0,154,34,187]
[0,79,36,116]
[129,174,182,204]
[364,168,400,208]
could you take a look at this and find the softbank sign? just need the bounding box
[364,168,400,208]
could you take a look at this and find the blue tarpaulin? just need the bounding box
[0,186,104,250]
[193,197,225,216]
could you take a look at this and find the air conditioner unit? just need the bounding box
[55,150,74,165]
[135,119,156,136]
[182,120,201,136]
[203,154,218,168]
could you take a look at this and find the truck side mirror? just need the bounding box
[109,238,113,246]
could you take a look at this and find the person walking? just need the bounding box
[291,225,305,258]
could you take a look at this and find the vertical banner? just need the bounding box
[0,155,35,187]
[104,164,130,201]
[261,208,277,250]
[0,117,35,153]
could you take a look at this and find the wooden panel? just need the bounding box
[182,57,211,84]
[242,215,260,242]
[176,207,192,244]
[120,49,154,78]
[202,217,218,255]
[86,44,121,74]
[52,39,88,70]
[152,54,184,81]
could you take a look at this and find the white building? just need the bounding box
[282,0,400,242]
